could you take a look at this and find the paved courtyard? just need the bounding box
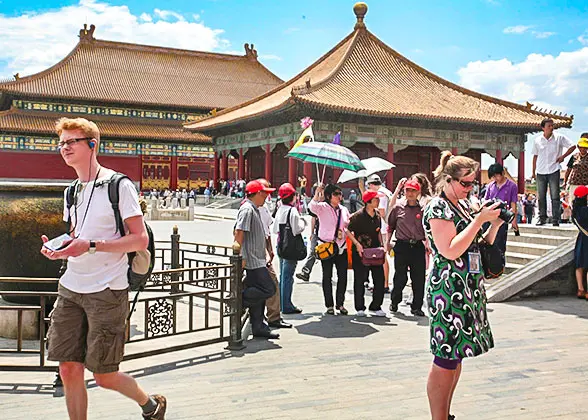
[1,217,587,419]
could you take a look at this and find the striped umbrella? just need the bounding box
[286,142,365,171]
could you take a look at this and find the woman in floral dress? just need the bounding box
[423,151,504,420]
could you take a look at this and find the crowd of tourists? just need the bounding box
[38,114,587,420]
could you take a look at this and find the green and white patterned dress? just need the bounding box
[423,197,494,360]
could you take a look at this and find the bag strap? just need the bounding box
[286,206,293,229]
[65,179,79,232]
[107,173,131,236]
[573,216,588,237]
[440,193,485,244]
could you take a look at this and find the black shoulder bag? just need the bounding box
[277,207,308,261]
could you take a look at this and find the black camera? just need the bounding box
[483,199,515,223]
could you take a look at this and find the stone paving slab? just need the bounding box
[1,219,587,419]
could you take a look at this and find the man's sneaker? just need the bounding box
[296,272,310,281]
[553,222,560,227]
[369,309,387,317]
[143,394,167,420]
[411,309,426,317]
[389,303,398,313]
[356,310,366,317]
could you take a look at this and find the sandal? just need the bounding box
[326,307,335,315]
[577,290,586,299]
[337,306,349,315]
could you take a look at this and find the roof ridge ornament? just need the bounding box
[244,43,258,60]
[353,2,368,29]
[79,24,96,42]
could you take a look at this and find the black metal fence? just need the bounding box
[0,226,244,374]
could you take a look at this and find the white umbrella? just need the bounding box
[337,157,395,183]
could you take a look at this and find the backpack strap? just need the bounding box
[65,179,79,232]
[107,173,131,236]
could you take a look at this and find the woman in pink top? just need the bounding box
[309,184,350,315]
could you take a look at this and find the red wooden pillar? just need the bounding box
[288,141,296,186]
[496,149,503,165]
[303,162,313,195]
[213,152,220,189]
[220,152,228,180]
[264,144,273,184]
[518,150,525,193]
[138,155,143,190]
[451,146,458,156]
[386,144,394,189]
[238,149,245,180]
[170,156,178,190]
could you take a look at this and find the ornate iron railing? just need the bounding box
[0,226,244,376]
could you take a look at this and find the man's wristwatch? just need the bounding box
[88,240,97,254]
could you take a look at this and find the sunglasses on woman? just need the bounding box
[453,178,475,188]
[332,191,343,196]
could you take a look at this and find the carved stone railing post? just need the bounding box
[226,242,245,350]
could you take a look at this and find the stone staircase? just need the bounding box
[487,224,578,301]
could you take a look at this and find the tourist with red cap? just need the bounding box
[572,185,588,300]
[273,183,307,314]
[234,180,279,339]
[309,184,351,315]
[387,179,427,317]
[347,190,387,316]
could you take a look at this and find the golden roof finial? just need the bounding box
[353,2,368,29]
[79,23,96,42]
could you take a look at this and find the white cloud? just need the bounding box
[0,0,229,78]
[533,31,556,39]
[579,33,588,45]
[503,25,533,34]
[458,48,588,175]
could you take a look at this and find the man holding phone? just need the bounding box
[40,117,166,420]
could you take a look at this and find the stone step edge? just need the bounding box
[504,251,540,259]
[507,232,574,241]
[505,241,558,250]
[487,238,575,302]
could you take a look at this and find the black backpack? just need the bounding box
[65,173,156,293]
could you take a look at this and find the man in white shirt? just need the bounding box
[532,118,575,226]
[40,118,166,420]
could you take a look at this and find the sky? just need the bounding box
[1,0,588,176]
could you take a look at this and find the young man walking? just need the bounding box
[532,118,575,226]
[484,163,518,260]
[41,117,166,420]
[234,180,279,339]
[387,180,427,316]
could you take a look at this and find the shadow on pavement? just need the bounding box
[0,383,56,396]
[295,315,380,339]
[388,311,429,327]
[501,295,588,320]
[234,339,282,355]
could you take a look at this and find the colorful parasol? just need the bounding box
[286,141,365,183]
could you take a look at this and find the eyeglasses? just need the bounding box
[57,137,93,149]
[332,191,343,196]
[453,178,475,188]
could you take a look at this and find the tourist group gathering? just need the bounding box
[34,113,588,420]
[1,2,586,419]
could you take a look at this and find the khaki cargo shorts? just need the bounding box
[47,284,129,374]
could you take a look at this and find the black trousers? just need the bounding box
[320,252,348,308]
[390,241,426,311]
[494,223,508,266]
[243,267,276,333]
[352,252,385,311]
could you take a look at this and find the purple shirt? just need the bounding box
[484,179,518,205]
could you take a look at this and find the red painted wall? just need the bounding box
[0,151,141,182]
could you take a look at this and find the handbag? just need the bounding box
[277,207,307,261]
[361,247,386,266]
[315,206,342,261]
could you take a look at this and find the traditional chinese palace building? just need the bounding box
[187,3,573,193]
[0,24,282,190]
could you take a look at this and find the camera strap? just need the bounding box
[440,192,485,246]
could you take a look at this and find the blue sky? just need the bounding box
[1,0,588,175]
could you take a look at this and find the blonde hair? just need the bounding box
[433,150,479,193]
[55,117,100,144]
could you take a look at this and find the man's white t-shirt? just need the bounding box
[532,134,573,175]
[61,169,143,294]
[377,186,393,232]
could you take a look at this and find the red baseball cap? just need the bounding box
[574,185,588,198]
[278,183,297,199]
[404,180,421,191]
[362,190,382,203]
[245,180,276,194]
